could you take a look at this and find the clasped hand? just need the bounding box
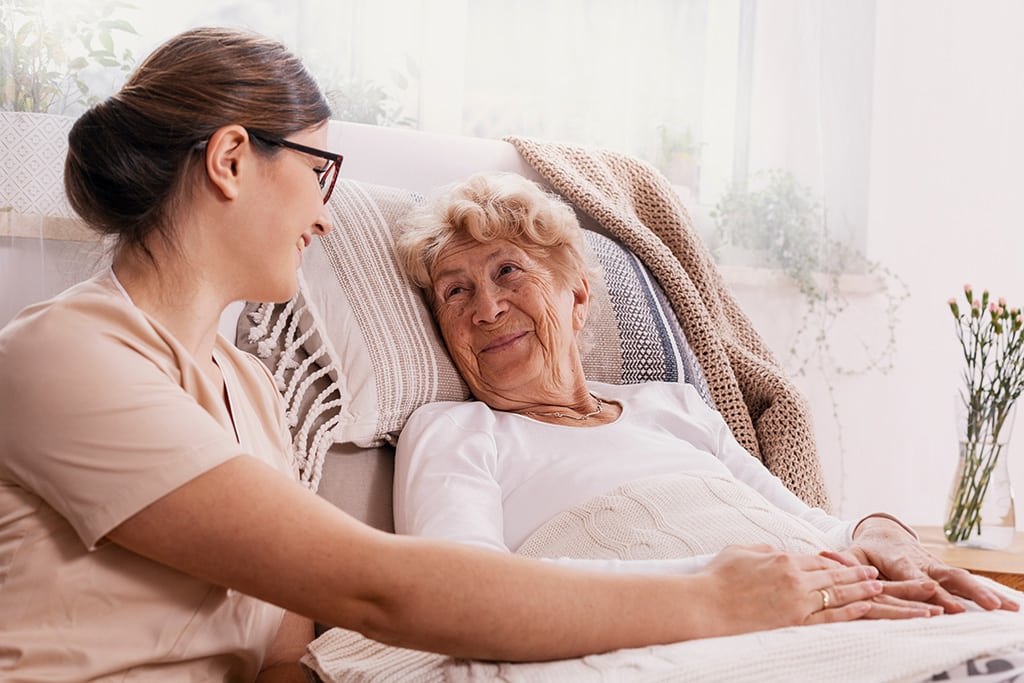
[701,545,935,638]
[824,516,1019,614]
[704,519,1019,639]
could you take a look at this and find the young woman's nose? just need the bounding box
[314,204,333,236]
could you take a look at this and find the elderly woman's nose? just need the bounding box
[472,286,506,324]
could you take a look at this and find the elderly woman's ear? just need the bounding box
[572,276,591,332]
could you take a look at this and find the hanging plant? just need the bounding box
[711,169,909,466]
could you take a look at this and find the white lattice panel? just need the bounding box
[0,112,76,217]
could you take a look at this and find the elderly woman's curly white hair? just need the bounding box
[395,172,599,306]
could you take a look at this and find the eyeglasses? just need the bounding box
[247,129,344,204]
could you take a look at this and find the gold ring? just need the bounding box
[819,588,831,610]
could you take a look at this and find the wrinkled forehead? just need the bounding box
[431,238,522,281]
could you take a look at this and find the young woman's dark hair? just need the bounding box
[64,27,331,254]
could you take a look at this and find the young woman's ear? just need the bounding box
[202,125,250,201]
[572,275,591,332]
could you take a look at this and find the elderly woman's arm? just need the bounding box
[393,409,510,551]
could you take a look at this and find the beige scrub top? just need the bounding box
[0,273,296,681]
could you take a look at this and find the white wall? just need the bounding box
[731,1,1024,529]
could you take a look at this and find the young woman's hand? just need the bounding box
[697,545,882,635]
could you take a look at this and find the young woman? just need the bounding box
[1,28,900,682]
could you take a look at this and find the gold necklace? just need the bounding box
[519,393,604,421]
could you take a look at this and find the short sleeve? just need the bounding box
[0,290,249,549]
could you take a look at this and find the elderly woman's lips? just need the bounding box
[481,332,528,353]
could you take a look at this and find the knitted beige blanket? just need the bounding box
[504,137,829,510]
[303,476,1024,683]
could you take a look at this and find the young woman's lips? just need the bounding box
[481,331,528,353]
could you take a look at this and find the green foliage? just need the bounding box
[322,55,419,128]
[326,78,414,127]
[654,124,701,168]
[712,169,834,298]
[711,169,909,466]
[653,124,702,190]
[0,0,137,114]
[950,288,1024,443]
[712,169,904,321]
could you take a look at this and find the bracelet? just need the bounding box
[852,513,920,540]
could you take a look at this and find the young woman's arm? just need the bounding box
[109,455,883,662]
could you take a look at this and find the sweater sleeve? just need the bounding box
[705,401,856,550]
[393,406,510,552]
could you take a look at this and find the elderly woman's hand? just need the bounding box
[826,516,1020,613]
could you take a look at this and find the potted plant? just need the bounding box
[0,0,137,115]
[653,124,702,195]
[315,55,419,128]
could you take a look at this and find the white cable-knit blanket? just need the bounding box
[514,471,839,561]
[303,475,1024,682]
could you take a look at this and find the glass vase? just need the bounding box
[943,403,1017,549]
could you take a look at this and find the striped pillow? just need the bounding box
[581,230,710,398]
[239,179,711,480]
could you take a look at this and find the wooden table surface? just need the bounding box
[916,525,1024,591]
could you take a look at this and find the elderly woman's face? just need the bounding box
[429,238,588,406]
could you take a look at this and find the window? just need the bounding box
[3,0,872,252]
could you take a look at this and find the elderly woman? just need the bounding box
[394,172,1018,619]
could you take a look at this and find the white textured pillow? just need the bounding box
[239,179,711,484]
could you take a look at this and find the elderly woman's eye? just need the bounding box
[444,285,466,300]
[497,264,519,277]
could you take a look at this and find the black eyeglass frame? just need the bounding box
[247,129,344,204]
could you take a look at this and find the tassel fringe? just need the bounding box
[243,274,343,492]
